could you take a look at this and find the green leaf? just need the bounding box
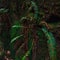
[22,50,31,60]
[31,1,38,20]
[0,8,8,13]
[12,25,24,28]
[42,27,57,60]
[21,42,33,60]
[10,35,23,44]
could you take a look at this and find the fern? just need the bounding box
[9,20,23,59]
[31,1,38,20]
[21,42,33,60]
[10,35,23,44]
[42,27,57,60]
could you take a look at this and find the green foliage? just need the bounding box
[22,42,33,60]
[10,20,22,39]
[31,1,38,20]
[9,20,23,59]
[10,35,23,44]
[1,1,57,60]
[9,19,33,60]
[0,8,8,14]
[42,27,57,60]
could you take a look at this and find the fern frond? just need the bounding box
[42,27,57,60]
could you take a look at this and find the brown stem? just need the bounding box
[32,25,38,60]
[23,21,29,60]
